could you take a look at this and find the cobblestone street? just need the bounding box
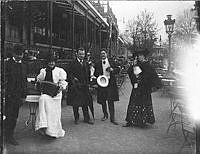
[4,78,193,154]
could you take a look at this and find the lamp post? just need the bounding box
[164,15,175,71]
[194,1,200,32]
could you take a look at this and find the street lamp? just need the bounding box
[164,15,175,71]
[194,1,200,32]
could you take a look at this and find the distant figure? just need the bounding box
[94,49,120,125]
[86,52,96,83]
[123,49,161,128]
[35,54,68,138]
[4,45,27,145]
[67,48,94,125]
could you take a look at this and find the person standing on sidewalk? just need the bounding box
[4,45,27,145]
[123,49,161,128]
[66,48,94,125]
[94,49,120,125]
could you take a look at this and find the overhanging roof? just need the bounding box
[55,0,109,28]
[85,1,109,27]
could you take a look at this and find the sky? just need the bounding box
[109,1,195,41]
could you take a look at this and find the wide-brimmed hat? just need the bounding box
[97,75,109,87]
[46,54,57,63]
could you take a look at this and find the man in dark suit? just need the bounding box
[94,49,120,125]
[67,48,93,125]
[4,45,27,145]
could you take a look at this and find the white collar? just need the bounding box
[13,57,22,63]
[102,58,108,63]
[77,58,83,63]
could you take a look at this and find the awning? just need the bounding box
[85,1,109,27]
[56,1,109,27]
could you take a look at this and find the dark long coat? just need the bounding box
[4,57,28,137]
[138,61,162,91]
[66,59,92,107]
[127,62,162,106]
[5,58,27,100]
[94,59,120,104]
[125,62,162,125]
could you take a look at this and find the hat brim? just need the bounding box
[97,75,109,87]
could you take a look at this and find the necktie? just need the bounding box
[103,61,106,65]
[80,60,83,65]
[45,66,55,82]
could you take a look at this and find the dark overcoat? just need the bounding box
[127,62,161,106]
[94,59,120,104]
[66,59,92,107]
[138,61,162,90]
[5,58,27,100]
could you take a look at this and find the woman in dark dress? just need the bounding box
[124,49,161,128]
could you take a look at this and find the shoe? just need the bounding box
[84,120,94,125]
[6,137,19,146]
[45,134,57,139]
[122,123,132,127]
[74,120,79,125]
[38,128,46,136]
[139,124,148,128]
[101,116,108,121]
[110,120,118,125]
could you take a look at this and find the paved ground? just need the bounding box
[3,77,195,154]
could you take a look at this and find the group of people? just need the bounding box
[4,44,161,146]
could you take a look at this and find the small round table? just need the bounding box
[25,95,40,130]
[161,78,176,95]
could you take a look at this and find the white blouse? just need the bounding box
[37,67,68,90]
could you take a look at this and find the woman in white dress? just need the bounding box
[35,54,68,138]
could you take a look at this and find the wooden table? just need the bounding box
[160,78,176,95]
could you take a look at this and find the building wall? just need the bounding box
[2,1,116,61]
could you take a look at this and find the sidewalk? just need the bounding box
[4,78,193,154]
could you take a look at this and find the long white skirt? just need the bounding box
[35,93,65,138]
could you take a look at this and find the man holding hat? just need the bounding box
[4,44,27,145]
[94,49,120,125]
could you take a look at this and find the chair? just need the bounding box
[178,104,196,154]
[166,94,182,134]
[166,89,185,134]
[26,78,40,130]
[161,78,176,96]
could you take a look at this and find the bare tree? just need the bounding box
[173,9,197,46]
[125,9,159,52]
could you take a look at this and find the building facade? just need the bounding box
[1,0,122,62]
